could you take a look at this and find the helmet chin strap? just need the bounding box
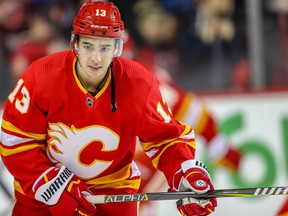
[110,61,117,112]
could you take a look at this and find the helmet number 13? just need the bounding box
[96,9,106,17]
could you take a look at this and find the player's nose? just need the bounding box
[91,51,102,62]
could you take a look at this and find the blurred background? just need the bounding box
[0,0,288,215]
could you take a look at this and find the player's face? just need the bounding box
[76,35,115,79]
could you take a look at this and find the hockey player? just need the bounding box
[135,54,241,216]
[122,29,242,215]
[122,29,242,183]
[0,1,217,216]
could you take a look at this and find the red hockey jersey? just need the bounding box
[0,50,196,201]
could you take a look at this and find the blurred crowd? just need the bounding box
[0,0,288,102]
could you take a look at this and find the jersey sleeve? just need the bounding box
[158,75,218,143]
[0,63,53,198]
[137,77,196,187]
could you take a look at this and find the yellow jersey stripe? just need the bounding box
[151,139,196,168]
[2,119,46,140]
[0,143,43,156]
[174,93,194,121]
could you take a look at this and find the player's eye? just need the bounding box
[84,45,93,50]
[100,47,110,52]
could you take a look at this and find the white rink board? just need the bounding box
[1,91,288,216]
[157,91,288,216]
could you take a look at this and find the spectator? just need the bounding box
[129,0,247,91]
[8,9,70,83]
[0,0,28,101]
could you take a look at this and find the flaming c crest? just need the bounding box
[47,123,119,179]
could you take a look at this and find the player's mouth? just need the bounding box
[88,65,102,72]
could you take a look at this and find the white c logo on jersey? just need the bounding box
[47,123,119,179]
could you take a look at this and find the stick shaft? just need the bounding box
[85,186,288,204]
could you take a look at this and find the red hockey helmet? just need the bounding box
[73,0,124,39]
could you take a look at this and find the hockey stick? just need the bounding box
[85,186,288,204]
